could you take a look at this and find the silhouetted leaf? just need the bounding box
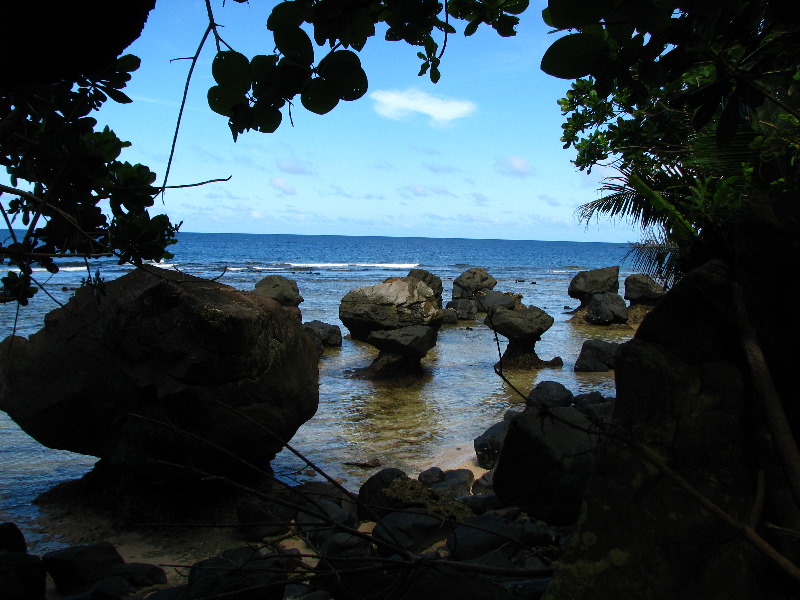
[541,33,608,79]
[317,50,368,100]
[267,1,308,31]
[252,103,283,132]
[301,78,340,114]
[502,0,529,15]
[464,19,480,36]
[274,27,314,65]
[212,51,251,94]
[207,86,247,117]
[251,54,278,81]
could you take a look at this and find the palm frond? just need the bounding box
[624,228,681,289]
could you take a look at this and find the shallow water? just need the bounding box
[0,233,635,541]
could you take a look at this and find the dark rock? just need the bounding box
[474,290,519,313]
[0,267,319,483]
[430,469,474,499]
[236,494,296,540]
[441,308,459,324]
[0,522,26,553]
[104,562,167,588]
[357,468,410,521]
[303,320,342,347]
[567,266,620,307]
[360,352,428,379]
[43,541,125,596]
[485,305,554,344]
[418,467,445,486]
[296,500,359,546]
[372,508,452,555]
[574,339,622,372]
[575,401,615,422]
[526,380,574,408]
[452,268,497,300]
[0,551,46,600]
[457,493,503,515]
[187,547,292,600]
[407,269,443,307]
[446,513,524,561]
[445,298,477,320]
[474,420,511,470]
[573,391,608,404]
[544,260,768,600]
[339,278,443,341]
[366,325,438,358]
[492,406,609,525]
[624,273,665,304]
[62,576,131,600]
[586,292,629,325]
[254,274,304,307]
[317,532,373,559]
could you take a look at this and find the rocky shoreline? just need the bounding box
[1,264,665,599]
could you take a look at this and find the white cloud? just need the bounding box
[472,192,490,206]
[270,177,296,195]
[277,159,315,175]
[370,89,477,126]
[496,155,533,178]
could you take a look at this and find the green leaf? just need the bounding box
[267,1,308,31]
[207,85,248,117]
[274,27,314,65]
[116,54,141,73]
[464,19,480,36]
[301,78,340,115]
[541,8,556,28]
[317,50,368,101]
[252,103,283,133]
[502,0,529,15]
[540,33,608,79]
[548,0,610,28]
[212,51,252,94]
[251,54,278,81]
[102,86,133,104]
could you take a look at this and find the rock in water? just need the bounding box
[339,277,443,342]
[253,274,304,307]
[567,266,619,307]
[0,266,318,482]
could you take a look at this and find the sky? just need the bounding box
[93,0,640,243]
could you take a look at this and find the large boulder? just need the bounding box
[586,292,629,325]
[624,274,665,304]
[452,267,497,300]
[254,274,303,307]
[0,267,319,482]
[367,325,438,358]
[574,339,621,372]
[492,404,609,525]
[407,268,443,308]
[568,266,619,307]
[339,278,443,342]
[544,260,777,599]
[484,306,562,369]
[475,290,520,313]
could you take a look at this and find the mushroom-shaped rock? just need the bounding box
[0,267,319,483]
[624,274,666,304]
[339,278,443,342]
[407,268,443,308]
[484,305,554,344]
[475,290,520,313]
[367,325,438,359]
[254,274,303,307]
[484,306,562,369]
[452,267,497,300]
[568,266,620,307]
[587,292,629,325]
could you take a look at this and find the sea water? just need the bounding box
[0,233,635,535]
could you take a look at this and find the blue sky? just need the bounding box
[95,0,639,242]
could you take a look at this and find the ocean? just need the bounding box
[0,232,635,544]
